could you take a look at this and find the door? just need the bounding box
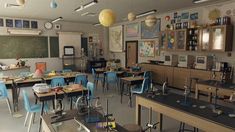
[81,37,88,56]
[126,41,138,68]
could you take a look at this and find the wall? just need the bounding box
[107,0,235,70]
[0,17,105,72]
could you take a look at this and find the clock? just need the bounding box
[44,22,53,29]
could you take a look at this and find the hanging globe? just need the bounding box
[127,12,136,21]
[99,9,116,27]
[16,0,25,5]
[145,15,157,27]
[50,0,57,9]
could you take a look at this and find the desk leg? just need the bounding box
[12,85,18,112]
[149,107,152,132]
[120,81,124,104]
[136,104,141,125]
[157,113,163,131]
[39,101,44,132]
[70,97,73,110]
[129,84,132,107]
[195,86,199,100]
[208,92,212,103]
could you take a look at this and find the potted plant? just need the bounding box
[20,60,27,67]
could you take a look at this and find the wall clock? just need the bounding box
[44,22,53,29]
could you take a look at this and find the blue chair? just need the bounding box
[23,90,48,132]
[51,77,65,87]
[0,82,12,115]
[74,74,88,87]
[105,71,118,92]
[143,71,152,89]
[130,78,149,107]
[92,68,104,90]
[62,69,72,73]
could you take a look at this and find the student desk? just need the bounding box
[136,93,235,132]
[34,86,88,132]
[120,76,144,107]
[3,72,83,112]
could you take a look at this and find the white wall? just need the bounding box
[0,17,105,72]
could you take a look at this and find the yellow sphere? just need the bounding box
[99,9,116,27]
[128,12,136,21]
[16,0,25,5]
[145,15,157,27]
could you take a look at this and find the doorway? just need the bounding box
[126,41,138,68]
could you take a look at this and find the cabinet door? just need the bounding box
[164,66,174,86]
[175,29,187,51]
[190,69,211,91]
[166,31,176,50]
[200,28,211,51]
[211,26,225,51]
[152,65,165,84]
[173,68,191,89]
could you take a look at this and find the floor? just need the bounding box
[0,74,233,132]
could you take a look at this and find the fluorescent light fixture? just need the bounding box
[51,17,63,23]
[93,23,101,26]
[193,0,210,4]
[81,12,90,16]
[5,3,22,8]
[81,12,96,17]
[74,0,98,12]
[7,29,42,35]
[136,9,157,18]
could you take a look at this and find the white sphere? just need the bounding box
[128,12,136,21]
[145,15,157,27]
[16,0,25,5]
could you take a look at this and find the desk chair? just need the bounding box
[0,82,12,115]
[23,90,48,132]
[51,77,65,87]
[105,71,118,92]
[130,78,149,107]
[74,74,88,87]
[92,68,104,90]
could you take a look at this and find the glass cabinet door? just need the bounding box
[211,26,225,51]
[175,30,186,50]
[201,28,210,51]
[167,31,175,50]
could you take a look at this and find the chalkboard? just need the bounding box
[49,37,59,57]
[0,36,48,59]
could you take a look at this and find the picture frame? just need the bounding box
[139,41,155,57]
[15,19,23,28]
[6,19,13,27]
[141,18,161,39]
[88,36,93,42]
[190,13,199,20]
[181,12,189,19]
[109,25,123,52]
[23,20,30,28]
[126,23,139,37]
[0,18,4,27]
[31,21,38,29]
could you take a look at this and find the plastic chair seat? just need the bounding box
[29,104,48,113]
[131,87,143,94]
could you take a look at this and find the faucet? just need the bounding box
[162,78,168,95]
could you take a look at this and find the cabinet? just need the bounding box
[62,55,76,71]
[188,28,199,51]
[175,29,188,51]
[173,67,191,89]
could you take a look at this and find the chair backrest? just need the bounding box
[74,74,88,87]
[106,71,117,83]
[51,77,65,87]
[62,69,72,73]
[0,82,8,97]
[143,71,151,79]
[140,78,150,93]
[92,68,98,79]
[22,90,31,112]
[87,82,95,99]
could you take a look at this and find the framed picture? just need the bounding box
[190,13,198,20]
[6,19,13,27]
[139,41,155,57]
[15,19,23,28]
[141,18,161,39]
[88,36,93,42]
[109,25,123,52]
[181,12,189,19]
[31,21,38,29]
[0,18,3,27]
[23,20,30,28]
[126,23,139,37]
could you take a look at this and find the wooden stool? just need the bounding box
[123,124,142,132]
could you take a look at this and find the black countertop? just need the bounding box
[138,92,235,130]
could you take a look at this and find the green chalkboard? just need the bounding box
[0,36,48,59]
[49,37,59,57]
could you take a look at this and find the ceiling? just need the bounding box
[0,0,231,24]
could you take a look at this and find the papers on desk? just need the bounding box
[66,84,83,91]
[33,83,51,93]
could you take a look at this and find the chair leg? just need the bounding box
[27,113,34,132]
[32,113,36,124]
[6,98,12,115]
[24,112,29,127]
